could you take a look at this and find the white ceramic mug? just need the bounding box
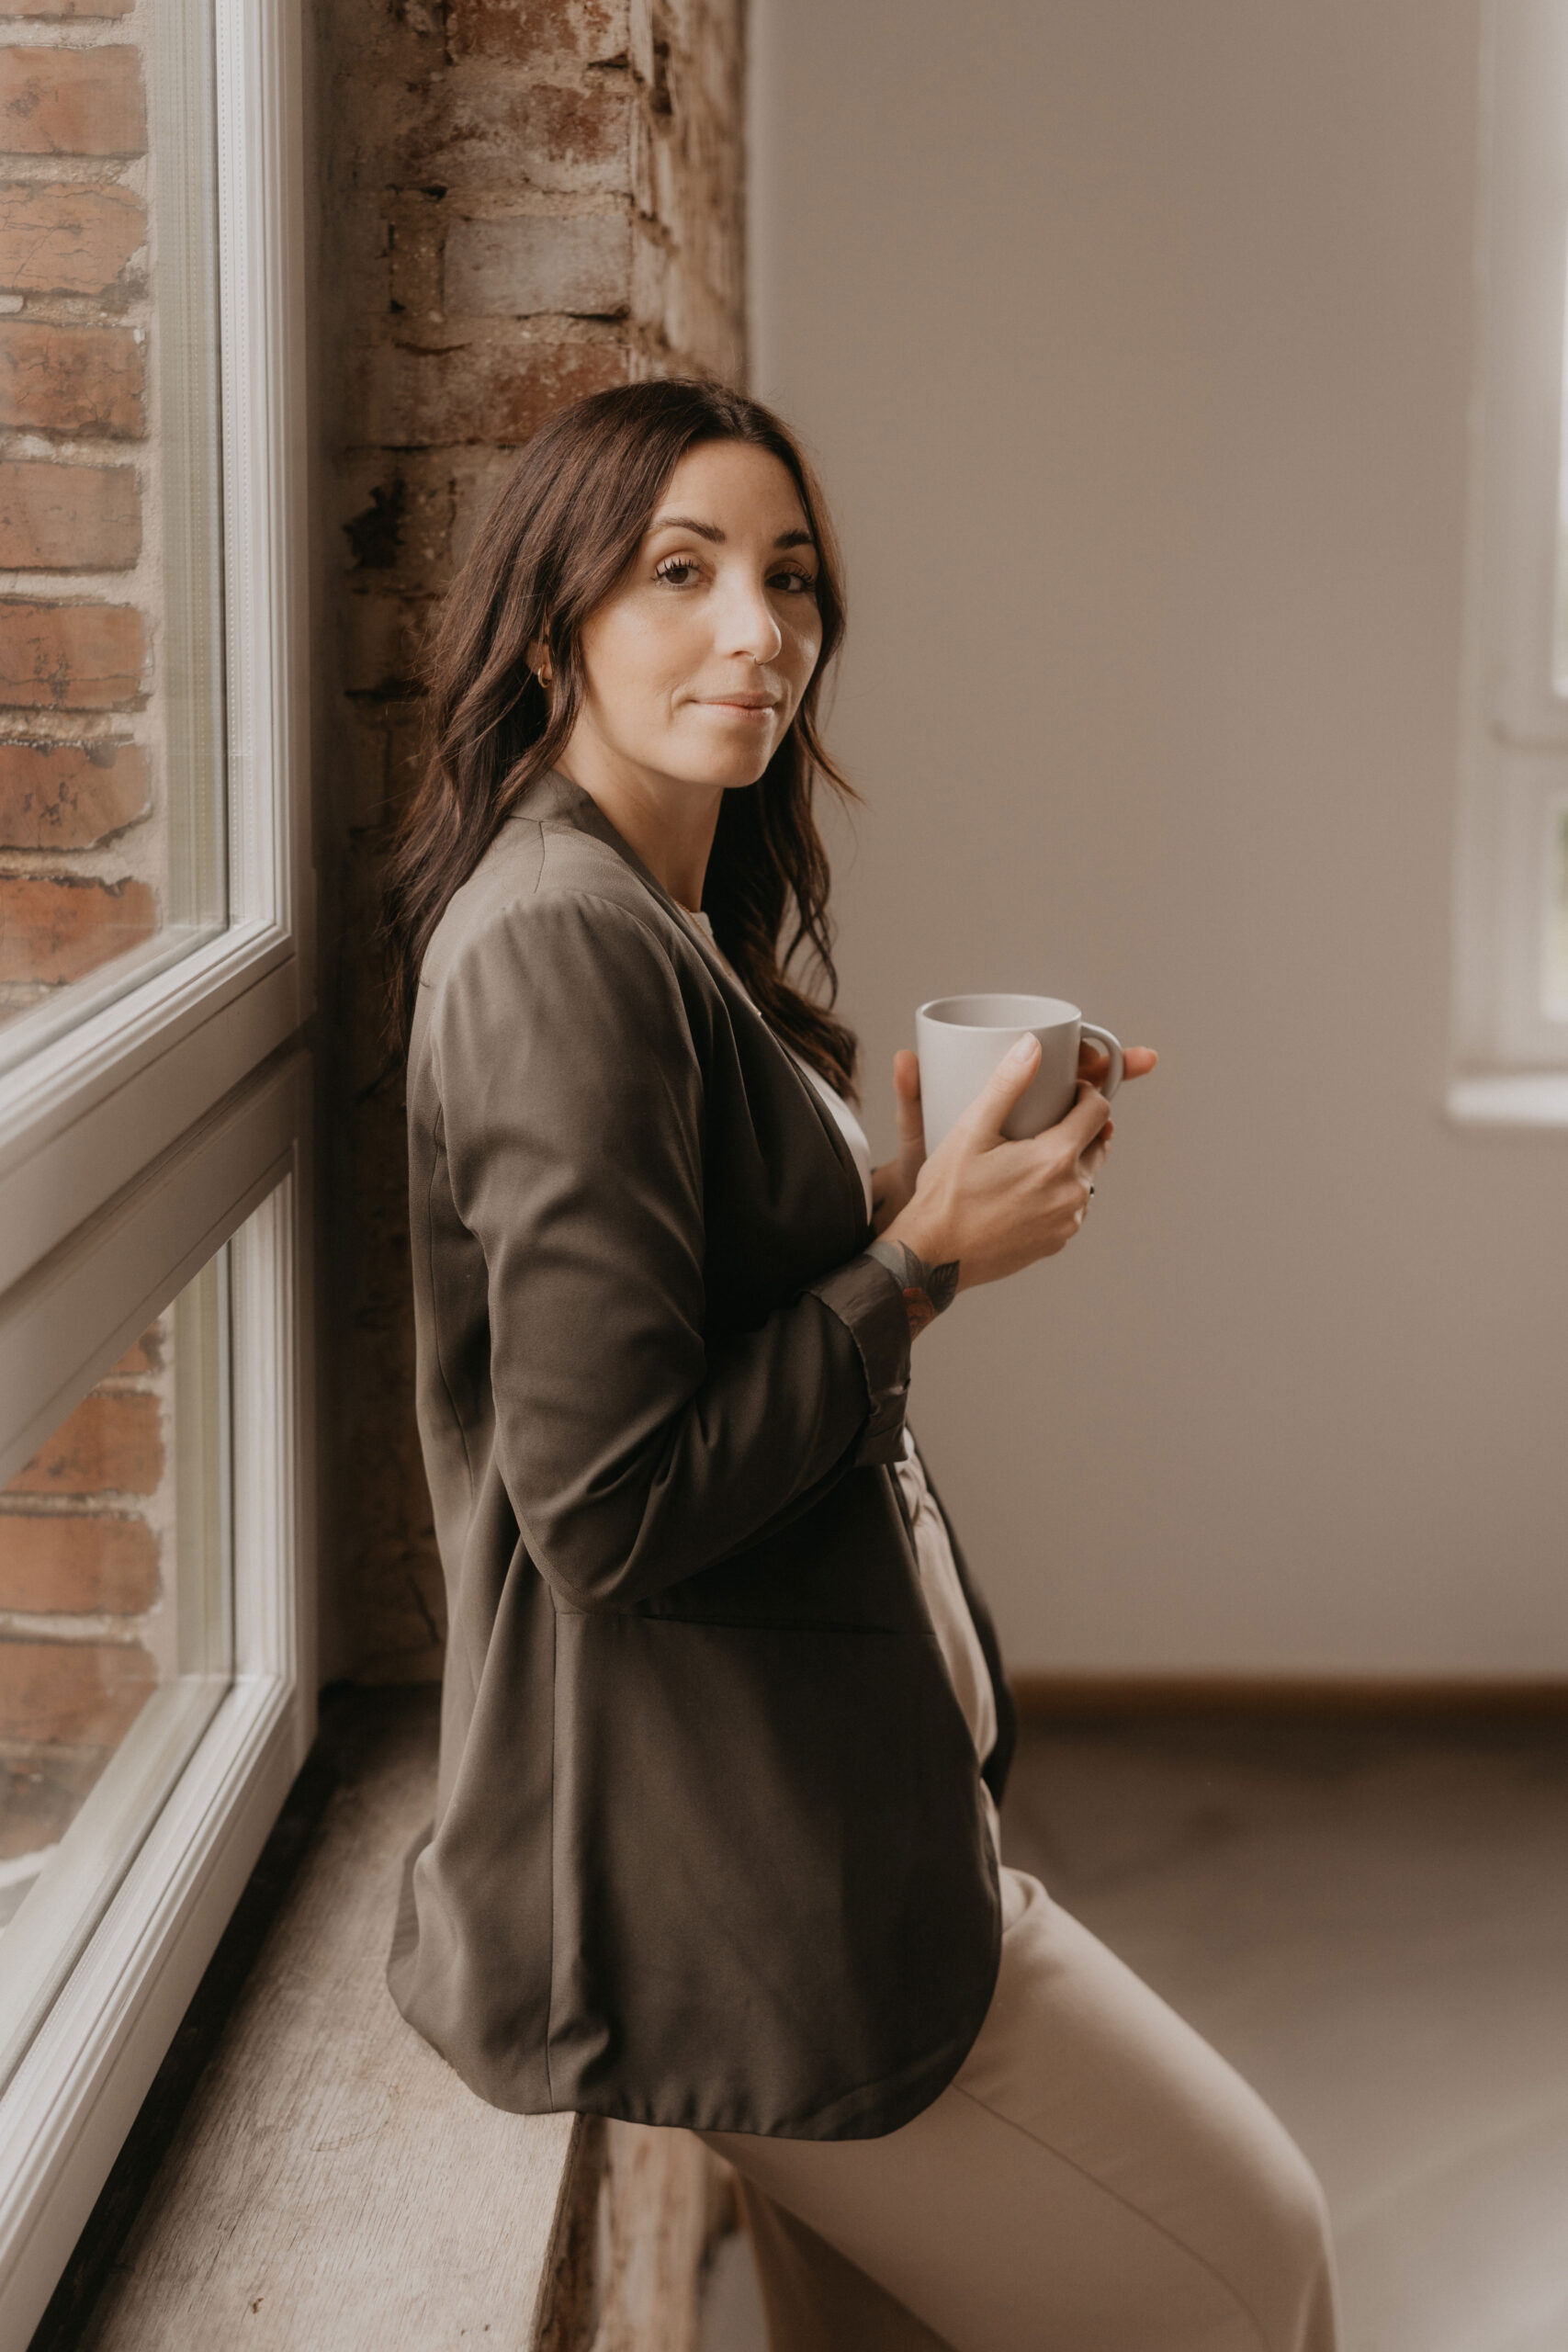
[915,993,1124,1154]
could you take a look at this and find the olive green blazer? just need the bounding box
[388,762,1014,2140]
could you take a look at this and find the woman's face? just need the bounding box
[567,440,824,792]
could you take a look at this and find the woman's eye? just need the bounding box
[773,569,818,595]
[654,559,700,586]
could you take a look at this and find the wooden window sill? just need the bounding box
[1445,1073,1568,1127]
[39,1688,727,2350]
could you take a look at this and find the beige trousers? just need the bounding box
[700,1860,1341,2352]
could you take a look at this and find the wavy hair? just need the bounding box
[381,379,864,1101]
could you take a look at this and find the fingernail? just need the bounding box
[1009,1034,1038,1061]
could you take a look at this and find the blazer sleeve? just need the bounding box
[429,888,913,1613]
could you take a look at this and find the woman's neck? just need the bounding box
[551,745,722,913]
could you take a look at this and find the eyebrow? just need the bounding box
[649,514,817,552]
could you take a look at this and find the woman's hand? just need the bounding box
[1072,1035,1157,1161]
[870,1037,1158,1235]
[870,1048,926,1234]
[867,1034,1159,1335]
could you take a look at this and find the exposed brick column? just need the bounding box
[318,0,748,1679]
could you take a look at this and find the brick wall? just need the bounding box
[0,0,192,1907]
[319,0,749,1679]
[0,4,167,1033]
[0,1321,170,1918]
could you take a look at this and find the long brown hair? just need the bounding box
[382,379,864,1101]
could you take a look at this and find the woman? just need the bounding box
[382,379,1339,2351]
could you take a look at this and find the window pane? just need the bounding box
[0,0,227,1076]
[1557,215,1568,696]
[0,1238,231,2092]
[1548,799,1568,1014]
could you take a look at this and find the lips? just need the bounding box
[700,696,779,711]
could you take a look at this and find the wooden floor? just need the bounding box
[702,1711,1568,2352]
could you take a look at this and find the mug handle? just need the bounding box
[1079,1023,1124,1100]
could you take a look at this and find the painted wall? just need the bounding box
[749,0,1568,1676]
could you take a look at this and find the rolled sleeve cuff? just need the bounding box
[807,1251,912,1465]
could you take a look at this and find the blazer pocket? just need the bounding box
[546,1611,999,2137]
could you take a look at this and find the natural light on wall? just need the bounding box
[1450,0,1568,1116]
[1550,797,1568,1012]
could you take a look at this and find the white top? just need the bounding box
[677,905,998,1775]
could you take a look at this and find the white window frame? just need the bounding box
[0,1059,313,2342]
[1450,0,1568,1125]
[0,0,313,1286]
[0,0,314,2337]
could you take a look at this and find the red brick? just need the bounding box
[0,47,144,157]
[0,462,139,570]
[0,182,144,296]
[385,703,427,816]
[446,214,631,317]
[6,1388,162,1498]
[0,739,147,846]
[0,1752,106,1863]
[367,334,626,447]
[0,875,158,987]
[343,593,432,696]
[0,322,143,437]
[447,0,626,64]
[386,202,440,321]
[0,1512,157,1612]
[107,1324,163,1379]
[449,448,520,569]
[401,75,632,194]
[0,1640,156,1747]
[0,601,145,707]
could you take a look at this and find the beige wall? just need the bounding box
[749,0,1568,1677]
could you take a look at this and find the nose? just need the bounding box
[715,571,784,665]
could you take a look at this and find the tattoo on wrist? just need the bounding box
[866,1237,960,1340]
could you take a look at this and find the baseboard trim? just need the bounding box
[1008,1672,1568,1717]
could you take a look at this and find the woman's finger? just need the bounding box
[1050,1081,1112,1157]
[961,1032,1043,1141]
[1077,1042,1158,1083]
[892,1047,925,1153]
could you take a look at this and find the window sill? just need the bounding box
[39,1687,727,2350]
[44,1690,587,2347]
[0,1673,304,2347]
[1445,1074,1568,1128]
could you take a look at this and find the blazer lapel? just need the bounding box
[520,764,873,1244]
